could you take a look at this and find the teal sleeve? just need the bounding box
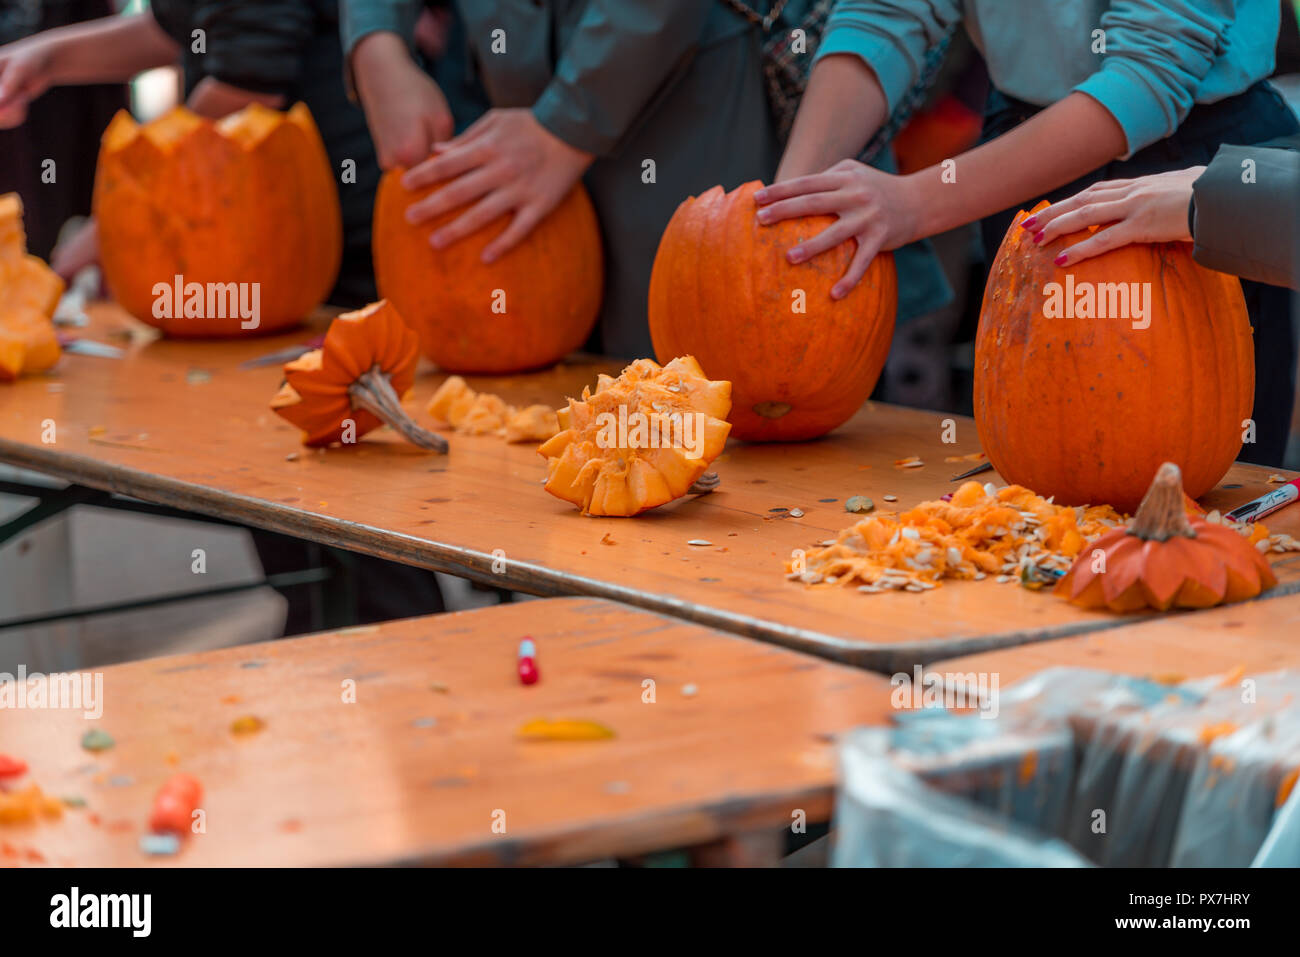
[532,0,712,156]
[813,0,963,114]
[1072,0,1246,156]
[339,0,420,56]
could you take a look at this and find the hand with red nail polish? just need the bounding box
[1028,167,1202,265]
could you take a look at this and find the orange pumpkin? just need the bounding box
[94,103,341,337]
[372,172,602,374]
[538,356,731,516]
[0,193,62,381]
[974,201,1253,512]
[1055,463,1277,611]
[648,181,896,442]
[271,299,447,451]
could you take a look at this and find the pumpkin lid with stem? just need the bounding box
[1054,461,1277,611]
[270,299,447,451]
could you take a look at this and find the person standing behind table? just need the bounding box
[0,1,451,631]
[756,0,1299,467]
[341,0,952,360]
[0,0,127,260]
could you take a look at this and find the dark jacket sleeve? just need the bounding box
[160,1,318,97]
[532,0,712,157]
[1192,140,1300,290]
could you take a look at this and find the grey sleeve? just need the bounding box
[1192,143,1300,290]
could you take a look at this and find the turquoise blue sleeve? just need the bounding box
[339,0,421,56]
[813,0,964,114]
[1073,1,1247,156]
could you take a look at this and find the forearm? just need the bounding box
[186,78,285,120]
[42,13,178,85]
[776,55,888,181]
[905,92,1127,240]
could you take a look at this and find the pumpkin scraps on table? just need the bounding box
[427,376,560,443]
[788,470,1297,606]
[271,300,448,452]
[538,356,731,517]
[0,192,63,381]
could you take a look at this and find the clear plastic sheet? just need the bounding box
[832,667,1300,867]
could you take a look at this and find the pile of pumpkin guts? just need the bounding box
[788,479,1291,597]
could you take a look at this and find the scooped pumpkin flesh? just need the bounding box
[270,299,447,451]
[538,356,731,516]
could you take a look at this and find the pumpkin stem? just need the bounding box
[349,365,449,453]
[1128,462,1196,541]
[688,471,721,495]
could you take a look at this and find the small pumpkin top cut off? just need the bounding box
[271,299,447,451]
[1055,462,1277,612]
[0,193,63,381]
[538,356,731,516]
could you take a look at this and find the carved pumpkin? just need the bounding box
[372,172,602,374]
[1055,463,1277,611]
[974,202,1253,512]
[538,356,731,516]
[648,181,896,442]
[0,193,62,381]
[94,103,341,336]
[271,299,447,451]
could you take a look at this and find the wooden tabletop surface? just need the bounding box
[930,591,1300,686]
[0,597,893,867]
[2,303,1298,670]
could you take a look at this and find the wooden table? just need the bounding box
[930,592,1300,686]
[2,303,1298,670]
[0,597,892,867]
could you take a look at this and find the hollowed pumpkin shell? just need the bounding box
[0,193,62,381]
[271,299,446,451]
[94,103,342,336]
[538,356,732,516]
[1055,462,1277,611]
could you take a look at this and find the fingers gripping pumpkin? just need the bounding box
[1055,462,1277,612]
[271,300,447,451]
[538,357,732,516]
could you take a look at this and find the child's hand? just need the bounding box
[1024,168,1204,266]
[754,159,922,299]
[400,108,593,263]
[353,32,453,170]
[0,37,56,128]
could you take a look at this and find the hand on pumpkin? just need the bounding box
[1024,168,1203,265]
[401,108,593,263]
[754,159,921,299]
[0,38,55,128]
[352,31,454,169]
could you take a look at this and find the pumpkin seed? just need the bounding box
[883,495,898,503]
[687,539,712,547]
[845,496,875,514]
[789,508,804,518]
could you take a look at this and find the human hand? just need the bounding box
[754,159,922,299]
[353,31,453,169]
[0,37,56,128]
[1023,167,1204,266]
[50,219,100,281]
[401,108,593,263]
